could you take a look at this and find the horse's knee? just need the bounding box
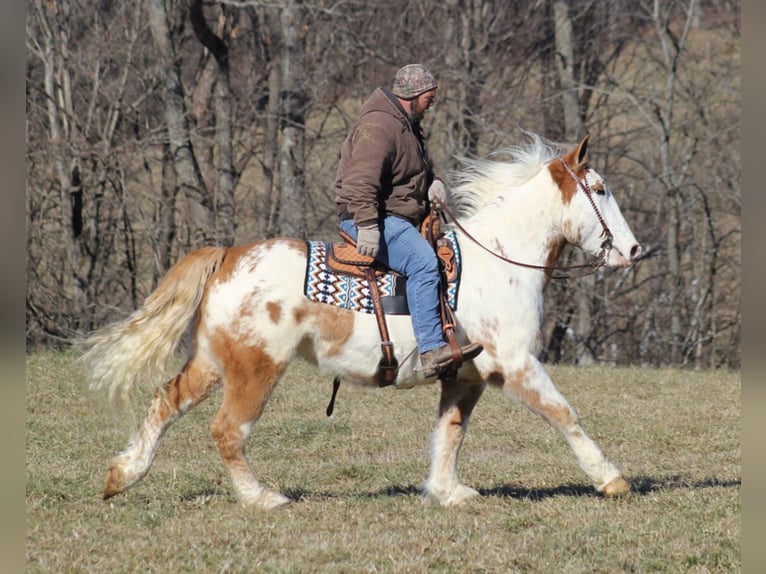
[538,402,579,430]
[437,381,484,418]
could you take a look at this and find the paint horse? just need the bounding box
[82,133,641,509]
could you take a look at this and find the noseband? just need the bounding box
[434,157,614,278]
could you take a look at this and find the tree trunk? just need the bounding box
[152,141,178,285]
[190,0,236,246]
[275,1,307,239]
[256,7,282,238]
[552,0,582,142]
[652,0,698,365]
[32,0,89,331]
[442,0,486,159]
[147,0,213,247]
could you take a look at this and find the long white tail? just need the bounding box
[80,246,227,404]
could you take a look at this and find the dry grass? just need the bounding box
[26,352,740,573]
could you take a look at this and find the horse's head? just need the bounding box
[551,135,642,268]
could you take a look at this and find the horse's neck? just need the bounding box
[456,184,563,268]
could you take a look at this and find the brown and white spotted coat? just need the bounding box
[85,134,639,509]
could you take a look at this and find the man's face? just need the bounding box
[410,89,436,122]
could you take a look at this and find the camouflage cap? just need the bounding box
[392,64,437,99]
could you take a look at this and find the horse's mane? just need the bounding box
[448,132,568,218]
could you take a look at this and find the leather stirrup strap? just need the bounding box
[364,267,398,386]
[424,211,464,368]
[439,288,464,368]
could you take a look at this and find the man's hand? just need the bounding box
[428,180,448,208]
[356,224,380,258]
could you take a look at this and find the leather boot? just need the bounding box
[417,342,483,378]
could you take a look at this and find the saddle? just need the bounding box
[327,215,459,283]
[324,213,461,389]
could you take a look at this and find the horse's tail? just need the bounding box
[80,246,227,405]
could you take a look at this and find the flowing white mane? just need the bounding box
[448,132,567,218]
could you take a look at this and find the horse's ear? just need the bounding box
[562,134,591,172]
[562,134,590,172]
[574,134,590,170]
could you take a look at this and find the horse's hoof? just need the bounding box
[240,489,291,510]
[424,483,480,506]
[446,484,480,506]
[103,467,126,499]
[261,491,291,509]
[601,476,631,497]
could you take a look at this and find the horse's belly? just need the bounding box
[198,239,425,382]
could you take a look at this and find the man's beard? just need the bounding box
[410,100,427,123]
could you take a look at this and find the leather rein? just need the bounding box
[434,158,614,280]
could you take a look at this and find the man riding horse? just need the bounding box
[334,63,483,378]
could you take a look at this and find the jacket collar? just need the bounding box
[380,87,421,134]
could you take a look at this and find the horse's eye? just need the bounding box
[592,183,606,195]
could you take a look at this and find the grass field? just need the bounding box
[26,352,740,573]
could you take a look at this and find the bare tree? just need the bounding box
[27,0,147,340]
[25,0,740,368]
[190,0,237,246]
[147,0,214,247]
[275,0,308,238]
[600,0,740,367]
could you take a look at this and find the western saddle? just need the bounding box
[324,212,462,390]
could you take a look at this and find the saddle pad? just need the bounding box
[304,230,461,315]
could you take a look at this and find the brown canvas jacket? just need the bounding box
[334,87,434,227]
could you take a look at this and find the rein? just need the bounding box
[434,158,614,279]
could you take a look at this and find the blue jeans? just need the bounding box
[339,216,444,354]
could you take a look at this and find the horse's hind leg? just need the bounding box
[497,357,630,496]
[209,342,290,510]
[424,381,486,506]
[103,356,221,499]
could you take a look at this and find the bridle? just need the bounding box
[558,158,614,259]
[434,157,614,279]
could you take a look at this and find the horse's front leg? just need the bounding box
[494,356,630,496]
[423,380,486,506]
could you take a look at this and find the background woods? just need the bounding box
[25,0,741,369]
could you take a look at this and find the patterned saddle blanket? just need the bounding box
[303,230,462,315]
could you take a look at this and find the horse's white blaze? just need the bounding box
[84,134,639,507]
[579,168,639,266]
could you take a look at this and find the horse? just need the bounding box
[81,133,642,509]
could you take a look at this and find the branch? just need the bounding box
[190,0,229,72]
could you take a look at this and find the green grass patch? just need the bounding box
[26,353,740,572]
